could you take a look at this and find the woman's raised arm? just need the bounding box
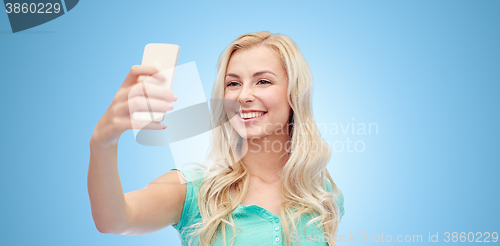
[87,65,184,235]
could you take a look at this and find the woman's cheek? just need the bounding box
[260,90,280,106]
[223,91,236,100]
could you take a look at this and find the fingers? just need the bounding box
[113,117,166,131]
[121,65,165,88]
[114,97,174,118]
[116,81,177,103]
[93,65,170,143]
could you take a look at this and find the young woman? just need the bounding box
[88,31,345,246]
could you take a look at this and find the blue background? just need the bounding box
[1,0,498,245]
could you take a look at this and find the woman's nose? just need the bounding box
[238,85,255,103]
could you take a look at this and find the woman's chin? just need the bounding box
[238,132,265,140]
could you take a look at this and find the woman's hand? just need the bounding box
[90,65,177,147]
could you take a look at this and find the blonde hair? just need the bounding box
[185,31,342,246]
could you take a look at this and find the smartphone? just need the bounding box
[132,43,180,122]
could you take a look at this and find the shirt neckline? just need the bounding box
[230,192,280,218]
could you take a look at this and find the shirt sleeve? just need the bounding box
[171,168,194,232]
[170,167,205,233]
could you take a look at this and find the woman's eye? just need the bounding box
[227,82,239,87]
[258,79,271,85]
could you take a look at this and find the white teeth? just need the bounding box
[239,112,264,119]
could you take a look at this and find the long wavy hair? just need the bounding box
[184,31,342,246]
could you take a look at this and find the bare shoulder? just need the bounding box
[145,169,187,189]
[123,169,187,234]
[143,169,188,225]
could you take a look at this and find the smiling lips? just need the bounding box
[236,110,268,122]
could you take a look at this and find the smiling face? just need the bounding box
[224,44,291,140]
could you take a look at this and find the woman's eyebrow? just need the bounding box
[226,70,277,79]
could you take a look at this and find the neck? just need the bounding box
[239,133,290,183]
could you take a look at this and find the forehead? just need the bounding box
[226,45,283,75]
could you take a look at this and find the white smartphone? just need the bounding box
[132,43,180,122]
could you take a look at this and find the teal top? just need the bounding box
[171,168,345,246]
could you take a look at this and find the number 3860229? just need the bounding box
[5,3,61,14]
